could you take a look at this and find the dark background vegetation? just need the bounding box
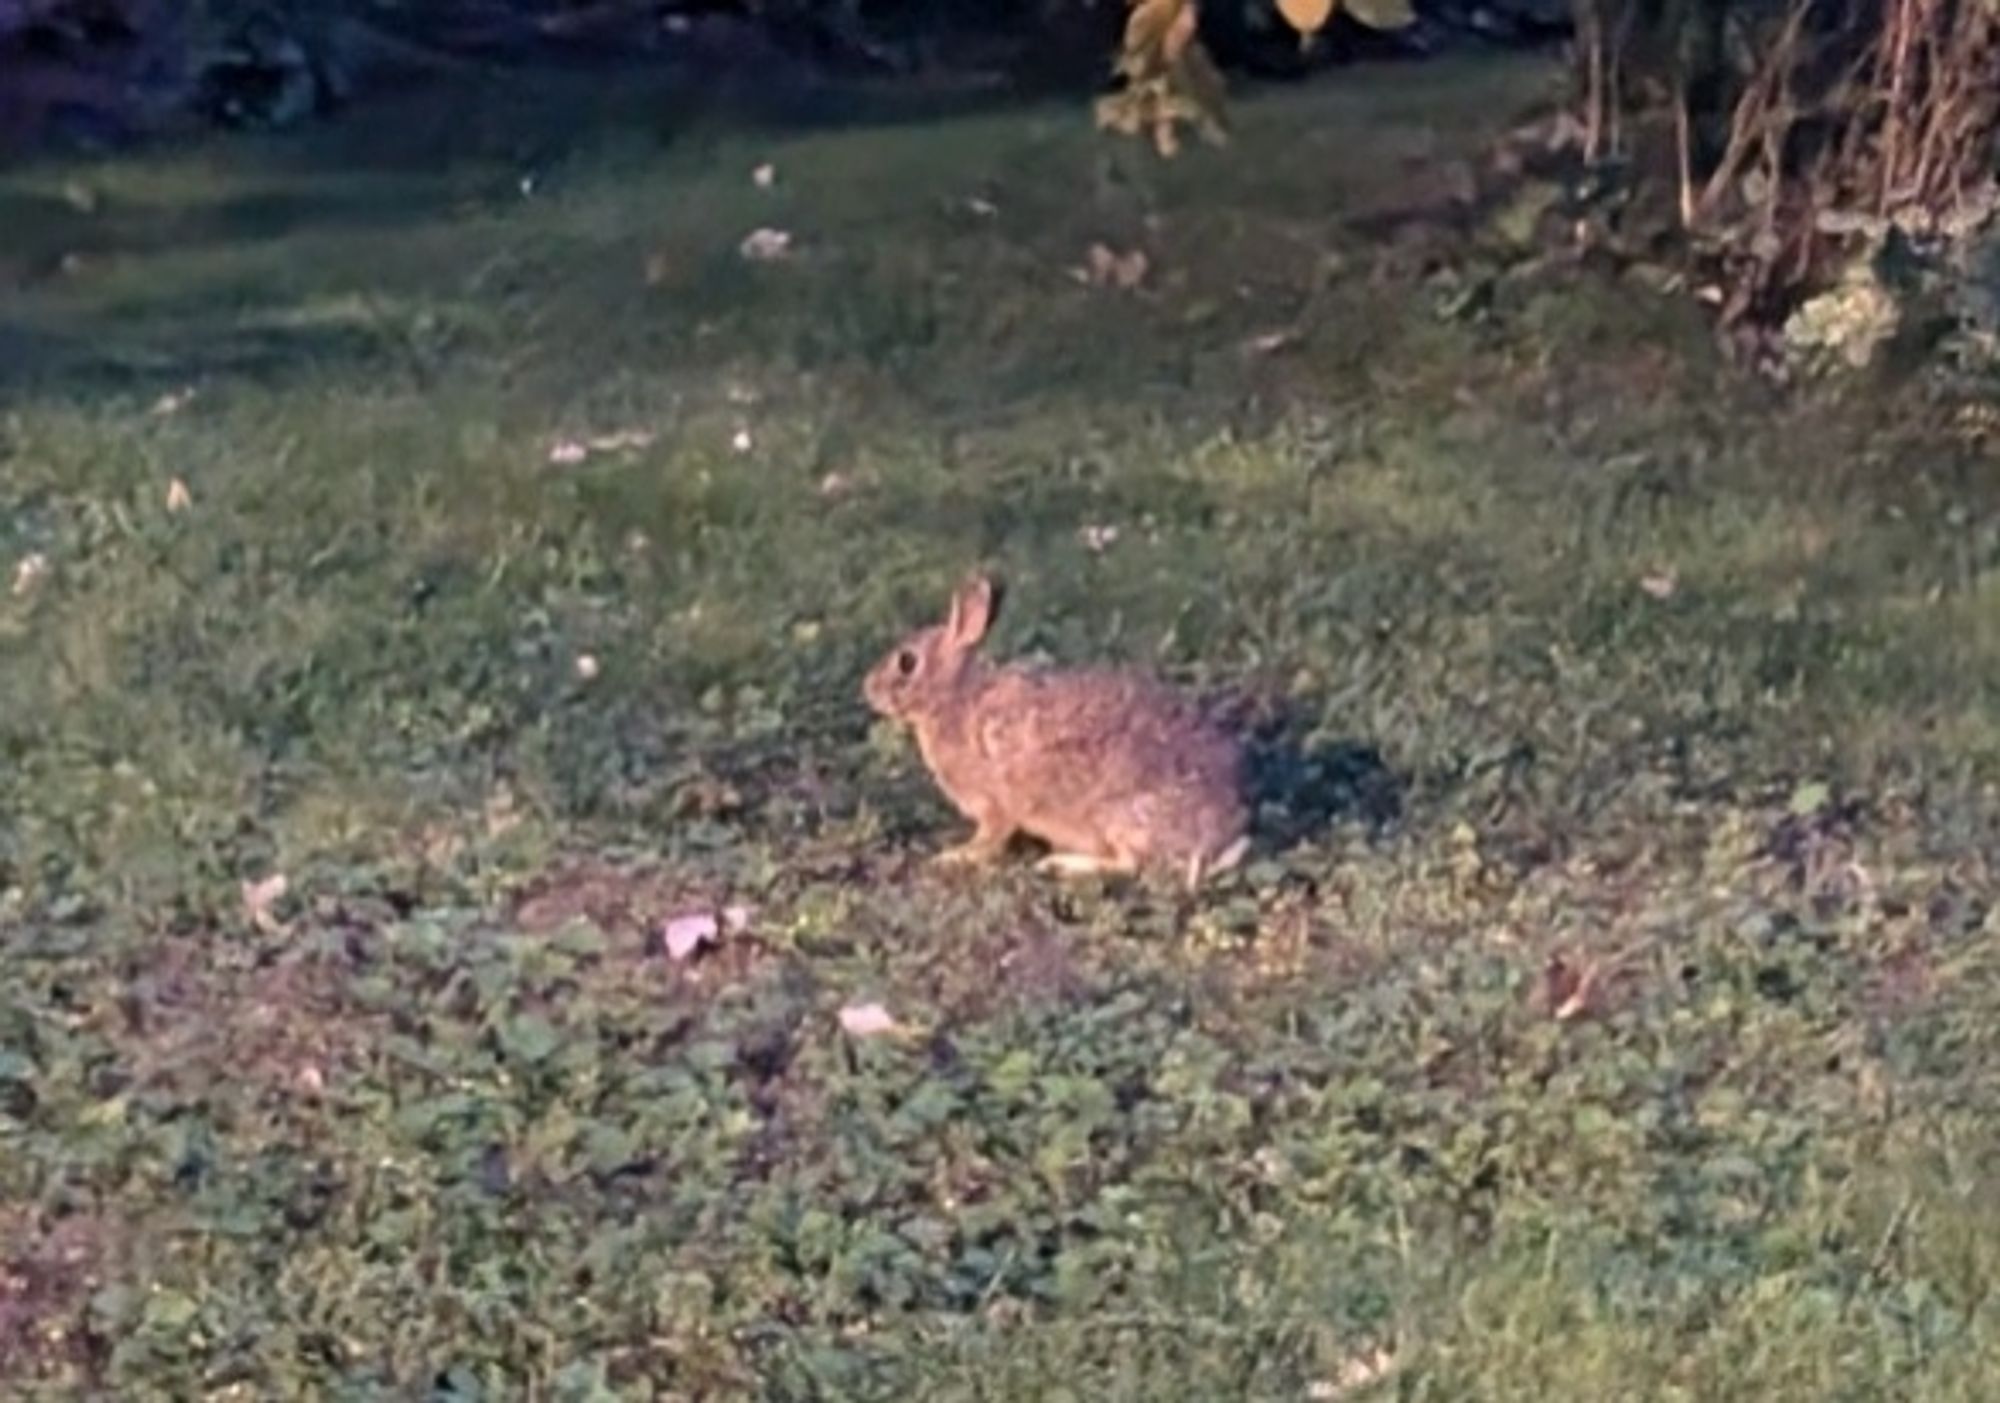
[5,0,1997,342]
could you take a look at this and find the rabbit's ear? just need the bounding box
[944,574,1000,650]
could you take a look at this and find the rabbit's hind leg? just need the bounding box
[934,813,1017,868]
[1037,850,1139,880]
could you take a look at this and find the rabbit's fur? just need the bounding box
[864,575,1250,888]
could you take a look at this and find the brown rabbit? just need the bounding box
[863,574,1250,889]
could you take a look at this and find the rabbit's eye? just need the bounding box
[896,650,919,677]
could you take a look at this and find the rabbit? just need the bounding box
[863,573,1251,889]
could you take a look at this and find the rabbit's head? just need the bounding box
[863,574,1000,722]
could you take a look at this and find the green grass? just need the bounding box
[4,51,2000,1400]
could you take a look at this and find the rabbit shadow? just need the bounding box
[1227,692,1405,853]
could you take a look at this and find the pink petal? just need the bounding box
[838,1002,900,1038]
[662,911,720,961]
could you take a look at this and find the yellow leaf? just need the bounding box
[1161,0,1200,67]
[1343,0,1415,29]
[1276,0,1335,33]
[1121,0,1185,72]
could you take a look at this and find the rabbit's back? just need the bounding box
[968,666,1247,867]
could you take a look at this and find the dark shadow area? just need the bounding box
[259,0,1138,169]
[1230,691,1406,851]
[0,317,402,406]
[0,176,465,273]
[245,50,1056,184]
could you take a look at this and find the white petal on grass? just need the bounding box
[739,227,793,262]
[1307,1346,1399,1400]
[1245,328,1302,355]
[838,1002,901,1038]
[549,430,654,467]
[241,873,289,933]
[1084,242,1149,290]
[11,553,49,597]
[574,653,600,681]
[585,429,655,453]
[166,477,193,513]
[752,163,777,188]
[662,911,720,961]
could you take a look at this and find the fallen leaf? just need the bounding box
[739,227,794,262]
[548,429,653,467]
[1555,969,1596,1021]
[1308,1345,1399,1399]
[484,786,520,838]
[1639,568,1679,600]
[11,553,49,597]
[1276,0,1333,33]
[818,471,854,498]
[1085,242,1150,290]
[1244,327,1302,355]
[241,873,289,933]
[838,1002,901,1038]
[722,904,754,934]
[662,911,720,962]
[585,429,655,454]
[1543,951,1601,1021]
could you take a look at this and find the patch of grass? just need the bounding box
[4,52,2000,1399]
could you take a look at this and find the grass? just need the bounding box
[3,50,2000,1400]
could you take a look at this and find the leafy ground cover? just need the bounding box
[3,53,1999,1400]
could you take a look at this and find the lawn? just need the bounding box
[3,50,1999,1400]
